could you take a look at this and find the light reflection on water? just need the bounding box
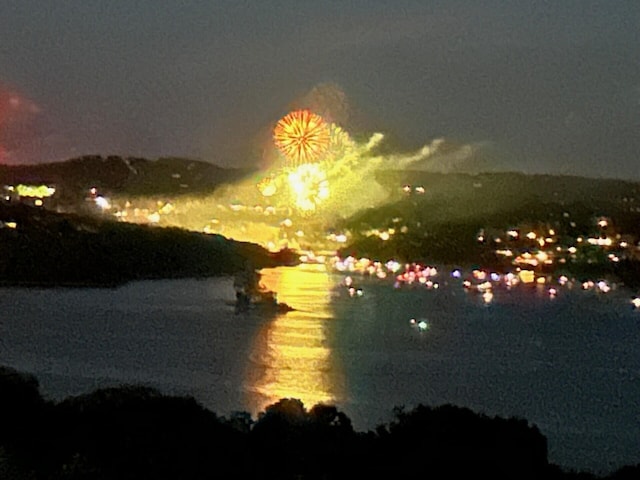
[242,263,345,416]
[1,265,638,474]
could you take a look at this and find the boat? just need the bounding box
[232,265,293,314]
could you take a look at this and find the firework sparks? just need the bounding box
[288,163,329,212]
[257,174,277,197]
[273,109,330,167]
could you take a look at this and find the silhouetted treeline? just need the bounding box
[0,203,291,287]
[1,366,637,479]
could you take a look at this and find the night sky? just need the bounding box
[1,1,638,180]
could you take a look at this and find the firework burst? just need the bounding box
[273,109,330,167]
[288,163,329,212]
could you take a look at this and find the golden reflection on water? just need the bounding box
[243,263,345,417]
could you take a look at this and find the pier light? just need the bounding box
[482,290,494,304]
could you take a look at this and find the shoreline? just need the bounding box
[0,272,236,290]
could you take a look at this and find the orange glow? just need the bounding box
[243,264,344,416]
[273,109,331,167]
[0,84,40,163]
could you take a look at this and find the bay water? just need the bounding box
[0,263,638,475]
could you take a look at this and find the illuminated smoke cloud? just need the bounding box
[294,82,351,127]
[401,139,497,174]
[115,82,492,252]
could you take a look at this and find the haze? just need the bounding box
[1,1,638,180]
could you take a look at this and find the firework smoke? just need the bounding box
[115,83,486,253]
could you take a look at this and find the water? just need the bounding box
[0,263,638,475]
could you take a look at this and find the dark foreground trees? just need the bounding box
[0,366,637,480]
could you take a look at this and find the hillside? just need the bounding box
[0,155,250,205]
[0,202,288,287]
[2,157,639,286]
[336,170,640,286]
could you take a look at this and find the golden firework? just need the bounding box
[273,109,331,167]
[288,163,329,212]
[256,175,277,197]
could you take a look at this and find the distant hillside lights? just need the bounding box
[3,184,56,207]
[402,184,426,195]
[488,217,636,269]
[94,185,175,225]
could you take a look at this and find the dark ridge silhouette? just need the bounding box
[0,365,637,479]
[0,155,250,202]
[0,202,291,287]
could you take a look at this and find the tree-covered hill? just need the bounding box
[0,155,250,205]
[336,170,640,285]
[0,202,287,287]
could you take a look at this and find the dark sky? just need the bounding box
[1,1,638,180]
